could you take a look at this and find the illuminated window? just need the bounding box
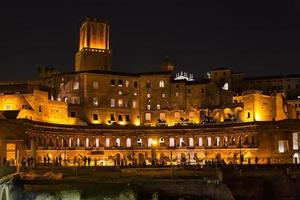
[86,138,89,147]
[189,138,194,147]
[224,136,228,147]
[148,138,153,147]
[147,104,151,110]
[222,82,229,90]
[174,112,180,119]
[126,138,131,147]
[159,137,164,145]
[60,83,64,89]
[159,80,165,88]
[147,93,151,98]
[77,138,80,147]
[134,92,138,96]
[110,99,115,107]
[4,104,12,110]
[179,138,184,147]
[207,137,212,147]
[125,81,129,87]
[92,97,98,106]
[118,91,122,95]
[145,113,151,121]
[176,92,179,97]
[162,93,166,98]
[199,138,203,147]
[93,81,99,89]
[169,138,175,147]
[105,138,110,147]
[137,138,142,147]
[116,138,121,147]
[69,138,72,147]
[159,112,166,120]
[95,138,100,147]
[278,140,288,153]
[216,137,220,146]
[73,82,79,90]
[118,99,123,107]
[157,104,160,110]
[293,133,299,150]
[132,100,137,108]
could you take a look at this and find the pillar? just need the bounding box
[30,138,36,167]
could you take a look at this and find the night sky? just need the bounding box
[1,0,300,80]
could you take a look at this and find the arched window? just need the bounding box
[169,138,175,147]
[189,138,194,147]
[148,138,153,147]
[73,81,79,90]
[95,138,100,148]
[199,137,203,147]
[179,138,184,147]
[159,137,164,146]
[69,138,72,147]
[126,138,131,147]
[159,80,165,88]
[224,136,228,147]
[216,137,220,146]
[207,137,212,147]
[105,138,110,147]
[77,138,80,147]
[85,138,89,147]
[116,138,121,147]
[137,138,142,147]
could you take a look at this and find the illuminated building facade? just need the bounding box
[0,18,300,167]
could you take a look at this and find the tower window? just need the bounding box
[159,80,165,88]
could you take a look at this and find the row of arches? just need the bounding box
[29,133,257,149]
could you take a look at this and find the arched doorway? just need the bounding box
[293,153,299,164]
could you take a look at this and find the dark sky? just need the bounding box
[1,0,300,80]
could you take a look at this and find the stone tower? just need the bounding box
[75,17,111,72]
[160,56,174,72]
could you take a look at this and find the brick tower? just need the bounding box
[75,17,111,72]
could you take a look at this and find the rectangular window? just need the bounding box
[134,81,138,88]
[60,83,64,90]
[145,113,151,121]
[126,115,130,122]
[157,104,160,110]
[72,97,80,104]
[73,82,79,90]
[110,79,115,86]
[278,140,289,153]
[159,113,166,120]
[162,93,166,98]
[118,99,123,107]
[70,111,76,117]
[4,104,12,110]
[118,115,123,121]
[174,112,180,119]
[147,93,151,98]
[175,92,179,97]
[92,97,98,106]
[110,114,115,121]
[125,81,129,87]
[93,114,98,121]
[147,104,151,110]
[189,111,195,119]
[132,100,137,108]
[118,80,123,87]
[207,137,212,147]
[293,133,299,150]
[110,99,115,107]
[146,81,151,88]
[93,81,99,89]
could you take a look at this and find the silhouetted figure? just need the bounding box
[87,157,91,166]
[59,156,62,166]
[47,155,50,165]
[43,156,46,166]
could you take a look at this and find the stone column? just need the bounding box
[30,138,36,168]
[0,139,5,165]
